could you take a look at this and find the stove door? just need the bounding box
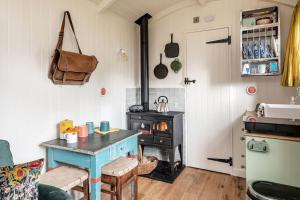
[153,119,172,138]
[130,119,154,135]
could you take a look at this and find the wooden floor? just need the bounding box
[101,167,246,200]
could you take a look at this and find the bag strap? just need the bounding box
[56,11,82,54]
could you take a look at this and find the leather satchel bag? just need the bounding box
[49,11,98,85]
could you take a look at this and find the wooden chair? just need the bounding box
[101,156,139,200]
[40,166,89,200]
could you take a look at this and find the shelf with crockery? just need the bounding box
[240,6,281,77]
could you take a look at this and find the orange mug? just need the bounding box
[78,125,88,138]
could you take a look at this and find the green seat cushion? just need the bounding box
[0,140,14,167]
[38,184,73,200]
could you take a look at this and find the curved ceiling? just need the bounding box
[91,0,297,22]
[93,0,193,21]
[111,0,185,21]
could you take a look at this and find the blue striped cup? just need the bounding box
[86,122,94,134]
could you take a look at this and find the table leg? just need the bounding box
[131,139,138,200]
[90,157,102,200]
[47,148,59,170]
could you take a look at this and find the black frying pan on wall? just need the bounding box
[154,54,168,79]
[164,33,179,58]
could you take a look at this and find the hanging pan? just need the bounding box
[171,58,182,73]
[154,54,168,79]
[164,33,179,58]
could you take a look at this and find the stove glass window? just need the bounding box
[131,120,153,135]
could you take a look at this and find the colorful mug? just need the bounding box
[100,121,110,132]
[78,125,88,138]
[65,133,78,143]
[86,122,94,134]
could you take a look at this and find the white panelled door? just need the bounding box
[186,28,232,174]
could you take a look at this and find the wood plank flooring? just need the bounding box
[101,167,246,200]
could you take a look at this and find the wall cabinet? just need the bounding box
[240,6,281,76]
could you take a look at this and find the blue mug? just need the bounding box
[100,121,110,132]
[86,122,94,134]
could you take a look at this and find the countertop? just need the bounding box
[243,111,300,126]
[243,111,300,141]
[41,129,140,155]
[244,132,300,142]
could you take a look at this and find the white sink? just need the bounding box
[264,104,300,119]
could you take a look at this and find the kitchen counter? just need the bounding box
[243,111,300,139]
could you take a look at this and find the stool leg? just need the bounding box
[110,185,115,200]
[134,174,138,200]
[116,178,122,200]
[83,179,89,200]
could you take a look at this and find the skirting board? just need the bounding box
[232,168,246,178]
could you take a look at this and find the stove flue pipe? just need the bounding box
[135,13,152,112]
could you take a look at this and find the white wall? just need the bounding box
[0,0,297,179]
[0,0,138,164]
[147,0,296,177]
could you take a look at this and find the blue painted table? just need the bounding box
[41,130,140,200]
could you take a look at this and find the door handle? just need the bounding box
[184,77,196,85]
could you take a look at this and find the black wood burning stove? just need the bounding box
[127,111,184,183]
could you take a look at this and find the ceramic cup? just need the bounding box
[243,64,250,74]
[78,125,88,138]
[100,121,110,132]
[270,62,278,72]
[86,122,94,134]
[258,64,266,74]
[65,133,78,143]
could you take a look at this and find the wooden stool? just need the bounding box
[40,166,89,200]
[101,157,138,200]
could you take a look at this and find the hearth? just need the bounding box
[127,111,184,183]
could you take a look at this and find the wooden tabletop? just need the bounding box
[41,130,140,155]
[245,132,300,142]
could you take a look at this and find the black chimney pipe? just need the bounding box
[135,13,152,112]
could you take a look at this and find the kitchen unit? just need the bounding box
[243,108,300,199]
[245,135,300,187]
